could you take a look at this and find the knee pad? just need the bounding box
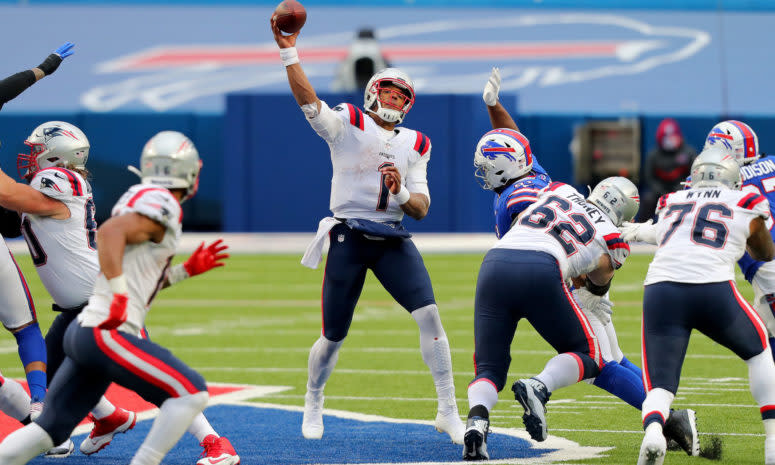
[412,304,444,336]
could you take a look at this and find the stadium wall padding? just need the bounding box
[2,105,773,232]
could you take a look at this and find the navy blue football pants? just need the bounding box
[643,280,768,393]
[321,223,436,342]
[35,321,207,445]
[472,248,600,391]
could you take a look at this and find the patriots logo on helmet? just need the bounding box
[42,127,79,143]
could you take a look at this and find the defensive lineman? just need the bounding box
[0,131,217,465]
[272,18,464,443]
[637,148,775,465]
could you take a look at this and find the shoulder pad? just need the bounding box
[413,131,431,156]
[738,192,767,211]
[603,232,630,269]
[119,187,181,229]
[33,168,84,197]
[342,103,365,131]
[656,192,673,212]
[545,181,567,192]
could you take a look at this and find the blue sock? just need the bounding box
[14,323,47,402]
[619,356,643,379]
[592,360,646,410]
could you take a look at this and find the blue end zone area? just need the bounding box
[27,404,559,464]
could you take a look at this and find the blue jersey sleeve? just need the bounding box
[736,155,775,281]
[493,175,551,238]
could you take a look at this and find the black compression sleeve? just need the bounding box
[584,276,611,296]
[0,70,36,108]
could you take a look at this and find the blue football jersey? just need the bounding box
[493,170,552,238]
[736,155,775,282]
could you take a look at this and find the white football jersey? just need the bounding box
[309,101,431,222]
[79,184,182,335]
[645,187,770,285]
[494,182,630,279]
[21,168,99,309]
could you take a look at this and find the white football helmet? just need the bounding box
[690,146,741,190]
[587,177,640,227]
[363,68,415,124]
[703,120,759,165]
[131,131,202,202]
[18,121,89,180]
[473,128,533,190]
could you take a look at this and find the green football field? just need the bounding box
[0,252,766,464]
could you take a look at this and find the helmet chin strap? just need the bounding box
[127,165,143,178]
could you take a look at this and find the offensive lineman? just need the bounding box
[636,148,775,465]
[0,130,218,465]
[0,42,75,425]
[272,18,465,443]
[0,126,239,464]
[463,177,637,460]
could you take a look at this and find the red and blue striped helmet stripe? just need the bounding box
[727,120,758,160]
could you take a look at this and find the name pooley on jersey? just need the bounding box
[567,191,608,224]
[741,159,775,181]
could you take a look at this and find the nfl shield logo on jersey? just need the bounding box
[338,234,345,243]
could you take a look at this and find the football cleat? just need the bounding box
[638,424,667,465]
[512,378,550,442]
[462,415,489,460]
[765,435,775,465]
[44,439,74,458]
[29,401,43,422]
[435,407,465,445]
[302,391,324,439]
[197,434,240,465]
[663,409,699,456]
[79,409,137,455]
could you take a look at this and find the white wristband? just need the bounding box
[280,47,299,67]
[393,185,411,205]
[108,274,128,295]
[166,263,191,286]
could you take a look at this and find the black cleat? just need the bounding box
[663,409,699,456]
[512,378,551,442]
[462,415,490,461]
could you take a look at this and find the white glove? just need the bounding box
[482,67,501,107]
[620,219,657,244]
[573,287,614,325]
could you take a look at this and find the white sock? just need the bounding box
[412,304,456,412]
[91,396,117,420]
[641,387,674,424]
[0,378,31,422]
[765,419,775,436]
[307,336,343,394]
[535,353,581,393]
[130,392,208,465]
[0,423,54,465]
[467,379,498,412]
[188,413,218,442]
[747,349,775,410]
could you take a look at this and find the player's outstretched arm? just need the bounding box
[0,42,74,108]
[164,239,230,288]
[0,169,68,218]
[381,165,429,220]
[96,213,166,330]
[271,17,319,110]
[482,67,519,131]
[747,217,775,262]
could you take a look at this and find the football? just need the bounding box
[273,0,307,34]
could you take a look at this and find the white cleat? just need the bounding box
[44,439,74,458]
[435,408,465,445]
[29,401,43,422]
[765,435,775,465]
[638,424,667,465]
[302,392,324,439]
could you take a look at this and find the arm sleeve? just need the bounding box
[306,100,345,143]
[405,150,431,201]
[0,207,21,238]
[0,71,36,109]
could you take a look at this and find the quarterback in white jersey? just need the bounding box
[273,18,464,444]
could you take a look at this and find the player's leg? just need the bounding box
[0,247,46,414]
[463,249,523,460]
[751,267,775,356]
[638,282,694,465]
[0,372,31,424]
[189,413,240,465]
[66,324,209,465]
[371,237,463,444]
[698,282,775,464]
[304,223,369,439]
[518,264,601,443]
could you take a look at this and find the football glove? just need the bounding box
[574,287,613,325]
[482,67,501,107]
[98,293,128,330]
[620,219,657,244]
[37,42,74,76]
[183,239,230,277]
